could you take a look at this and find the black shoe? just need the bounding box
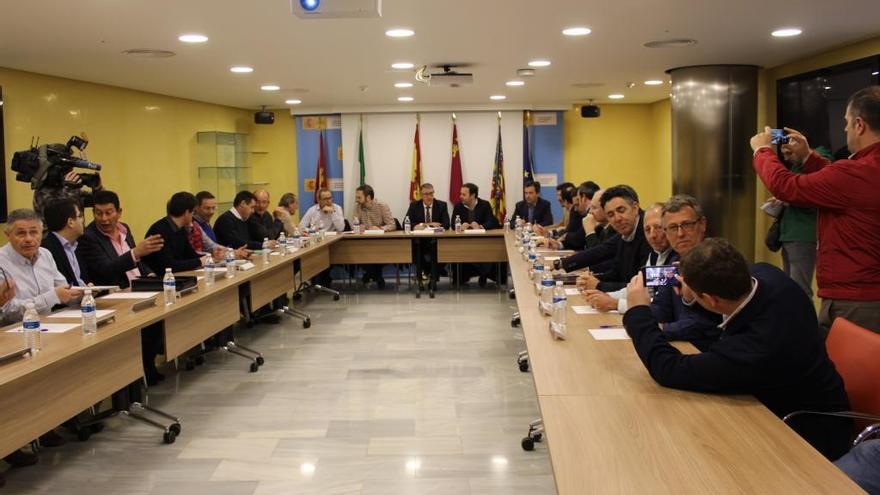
[4,449,38,467]
[39,430,66,448]
[478,275,488,288]
[376,277,386,290]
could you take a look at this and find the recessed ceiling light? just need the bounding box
[391,62,414,70]
[506,80,525,87]
[872,71,879,76]
[285,99,302,105]
[385,28,415,38]
[398,96,414,102]
[178,34,208,43]
[644,80,664,86]
[562,27,591,36]
[528,60,551,68]
[772,28,802,37]
[490,95,507,100]
[394,82,413,88]
[608,94,625,99]
[230,66,254,73]
[261,84,280,91]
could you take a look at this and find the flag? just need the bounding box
[314,130,328,203]
[449,118,463,204]
[522,111,535,191]
[409,116,422,202]
[357,115,366,186]
[489,118,506,224]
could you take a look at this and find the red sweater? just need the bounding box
[753,142,880,301]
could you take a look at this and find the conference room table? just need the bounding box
[505,231,862,493]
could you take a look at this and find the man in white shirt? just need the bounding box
[300,188,345,232]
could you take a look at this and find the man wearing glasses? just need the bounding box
[649,195,722,349]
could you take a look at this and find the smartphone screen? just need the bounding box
[771,128,789,145]
[642,265,679,287]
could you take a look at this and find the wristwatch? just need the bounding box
[553,259,563,271]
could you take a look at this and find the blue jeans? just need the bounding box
[835,439,880,494]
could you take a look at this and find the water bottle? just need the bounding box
[292,227,302,248]
[353,216,361,234]
[225,248,236,279]
[278,231,287,254]
[541,267,555,313]
[262,237,271,264]
[204,258,215,287]
[551,281,567,338]
[22,303,40,353]
[454,215,462,233]
[532,258,544,292]
[163,268,176,305]
[81,289,97,335]
[404,216,411,234]
[514,218,523,246]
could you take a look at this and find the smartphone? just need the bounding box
[642,265,679,288]
[771,128,790,145]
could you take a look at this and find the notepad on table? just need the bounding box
[46,309,115,320]
[572,305,619,315]
[588,327,629,340]
[99,291,159,300]
[6,323,80,334]
[364,229,385,235]
[463,229,486,234]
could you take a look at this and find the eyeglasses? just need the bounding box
[664,217,703,234]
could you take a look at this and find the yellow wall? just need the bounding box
[0,67,298,238]
[564,100,671,206]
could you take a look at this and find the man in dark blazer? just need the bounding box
[41,198,88,287]
[405,183,450,280]
[508,180,553,228]
[623,238,852,461]
[214,191,264,250]
[450,183,501,286]
[143,192,207,274]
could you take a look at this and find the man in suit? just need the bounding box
[623,238,852,461]
[405,183,450,280]
[78,190,166,384]
[538,181,600,251]
[248,189,280,244]
[143,192,210,274]
[214,191,264,251]
[41,198,88,287]
[509,180,553,228]
[451,183,501,286]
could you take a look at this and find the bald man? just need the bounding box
[248,189,281,244]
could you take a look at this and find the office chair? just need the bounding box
[784,317,880,447]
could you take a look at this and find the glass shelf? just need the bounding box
[196,132,270,197]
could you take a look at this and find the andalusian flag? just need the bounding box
[409,116,423,202]
[489,116,506,224]
[449,117,463,204]
[522,111,535,189]
[314,130,328,203]
[357,115,366,186]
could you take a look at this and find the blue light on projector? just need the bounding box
[300,0,320,11]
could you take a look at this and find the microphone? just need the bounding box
[63,156,102,171]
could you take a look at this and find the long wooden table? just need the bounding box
[505,232,862,493]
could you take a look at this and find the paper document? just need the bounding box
[542,256,561,261]
[411,229,437,236]
[46,309,115,319]
[572,305,619,315]
[7,323,80,334]
[588,327,630,340]
[197,267,227,273]
[324,231,338,237]
[463,229,486,234]
[564,288,581,296]
[99,291,159,300]
[364,229,385,235]
[70,285,118,292]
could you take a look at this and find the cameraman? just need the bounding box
[33,169,103,219]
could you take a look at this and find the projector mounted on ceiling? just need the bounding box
[415,65,474,88]
[291,0,382,19]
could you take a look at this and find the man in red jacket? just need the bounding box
[751,85,880,335]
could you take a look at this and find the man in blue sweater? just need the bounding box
[623,238,852,460]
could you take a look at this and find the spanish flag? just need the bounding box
[314,130,328,203]
[409,116,423,202]
[489,116,506,224]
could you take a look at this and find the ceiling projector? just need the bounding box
[291,0,382,19]
[416,65,474,88]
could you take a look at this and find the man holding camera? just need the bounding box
[751,85,880,335]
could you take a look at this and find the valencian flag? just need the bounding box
[489,115,506,224]
[522,111,535,190]
[449,116,463,204]
[314,130,329,203]
[409,115,423,202]
[357,115,366,186]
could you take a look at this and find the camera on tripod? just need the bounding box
[11,134,102,190]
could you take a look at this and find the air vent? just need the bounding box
[643,38,697,48]
[122,49,176,58]
[571,82,604,88]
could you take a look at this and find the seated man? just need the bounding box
[573,185,651,292]
[143,192,210,274]
[273,192,300,236]
[353,184,397,289]
[835,439,880,493]
[451,182,501,286]
[509,180,553,228]
[190,191,249,260]
[41,198,88,287]
[78,190,166,384]
[405,183,450,280]
[194,190,221,243]
[551,188,618,276]
[300,188,345,232]
[214,191,264,251]
[538,181,597,251]
[584,202,674,313]
[248,189,280,243]
[550,182,576,231]
[623,238,852,460]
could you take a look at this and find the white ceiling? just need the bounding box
[1,0,878,111]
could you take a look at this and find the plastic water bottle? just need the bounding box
[204,258,215,287]
[22,303,40,353]
[404,216,411,234]
[225,248,236,279]
[163,268,176,305]
[454,215,462,233]
[292,227,302,248]
[532,259,544,292]
[514,217,523,245]
[278,231,287,253]
[541,267,555,312]
[353,216,361,234]
[81,289,97,335]
[551,281,567,338]
[262,238,271,264]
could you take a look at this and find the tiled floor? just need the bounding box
[2,285,556,494]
